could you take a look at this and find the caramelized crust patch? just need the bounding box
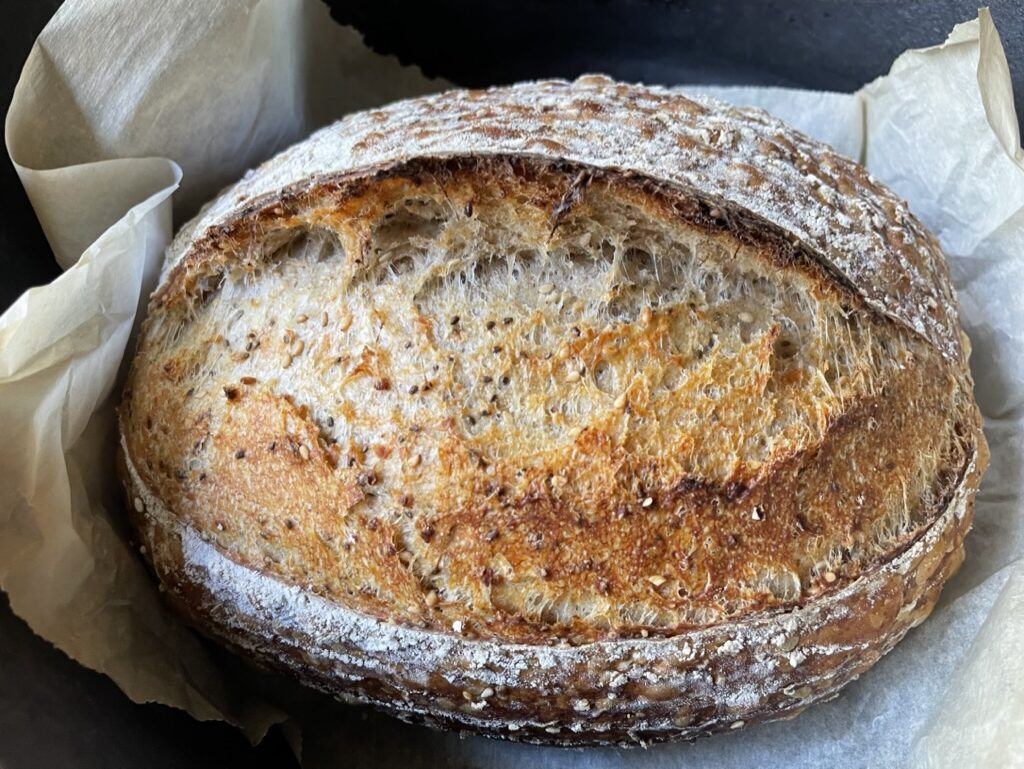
[123,159,973,644]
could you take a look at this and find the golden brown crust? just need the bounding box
[118,80,988,745]
[119,435,983,746]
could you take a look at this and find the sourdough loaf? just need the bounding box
[118,76,988,745]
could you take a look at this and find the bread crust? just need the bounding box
[158,76,965,365]
[118,78,988,745]
[120,438,980,745]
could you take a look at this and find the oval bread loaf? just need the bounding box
[119,77,988,746]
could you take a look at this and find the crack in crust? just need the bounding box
[161,77,966,365]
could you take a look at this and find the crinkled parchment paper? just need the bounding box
[2,2,1021,766]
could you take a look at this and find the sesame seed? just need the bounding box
[614,392,628,409]
[452,620,464,633]
[731,720,745,730]
[282,354,293,369]
[480,687,495,699]
[824,571,837,583]
[507,724,520,732]
[738,311,754,323]
[641,496,654,508]
[709,207,722,219]
[425,590,439,607]
[320,311,329,327]
[296,313,308,324]
[338,310,353,332]
[298,445,310,460]
[234,449,246,459]
[408,384,419,394]
[133,497,144,513]
[240,376,257,385]
[647,575,666,587]
[289,339,304,357]
[565,370,581,383]
[539,283,555,294]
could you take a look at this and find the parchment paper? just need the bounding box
[2,2,1021,766]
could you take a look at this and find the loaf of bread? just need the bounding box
[119,77,988,746]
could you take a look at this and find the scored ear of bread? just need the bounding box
[118,78,987,745]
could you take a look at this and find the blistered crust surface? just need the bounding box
[169,76,962,364]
